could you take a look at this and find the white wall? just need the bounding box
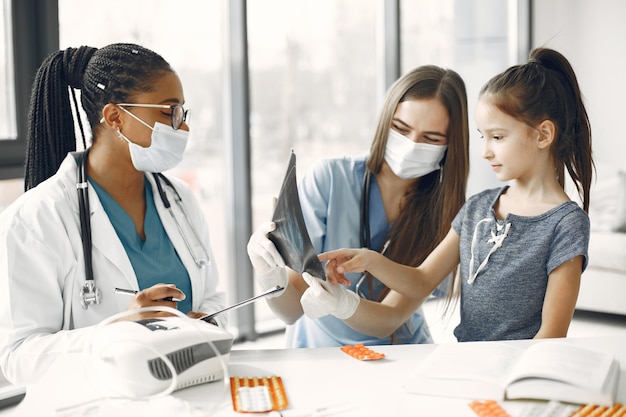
[532,0,626,169]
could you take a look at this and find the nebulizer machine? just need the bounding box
[66,306,234,416]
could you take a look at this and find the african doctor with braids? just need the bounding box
[0,43,225,385]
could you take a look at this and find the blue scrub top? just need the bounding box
[90,178,193,313]
[286,154,432,347]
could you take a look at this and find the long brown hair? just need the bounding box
[365,65,469,303]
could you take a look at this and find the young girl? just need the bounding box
[317,47,593,341]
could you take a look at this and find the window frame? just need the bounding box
[0,0,59,180]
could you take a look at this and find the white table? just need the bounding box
[2,335,626,417]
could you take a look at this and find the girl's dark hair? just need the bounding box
[24,43,173,190]
[480,47,594,212]
[364,66,470,319]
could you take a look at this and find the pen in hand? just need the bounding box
[113,287,179,302]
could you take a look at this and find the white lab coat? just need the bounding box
[0,153,226,385]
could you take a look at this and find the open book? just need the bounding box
[404,341,620,406]
[268,150,326,279]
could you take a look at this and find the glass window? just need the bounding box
[0,1,21,212]
[248,0,377,229]
[401,0,511,196]
[0,0,17,140]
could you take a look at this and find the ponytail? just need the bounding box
[529,48,594,212]
[480,47,594,212]
[25,47,96,190]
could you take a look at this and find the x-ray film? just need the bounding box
[268,151,326,280]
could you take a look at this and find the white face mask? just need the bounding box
[117,114,189,173]
[384,128,447,179]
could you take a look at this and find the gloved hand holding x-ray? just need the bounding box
[247,222,289,298]
[247,151,326,299]
[267,151,326,280]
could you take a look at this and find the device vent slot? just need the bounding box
[148,346,194,380]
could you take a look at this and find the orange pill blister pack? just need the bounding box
[230,376,289,413]
[570,403,626,417]
[340,344,385,361]
[469,400,626,417]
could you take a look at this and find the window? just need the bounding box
[248,0,377,231]
[0,0,16,140]
[401,0,523,196]
[0,0,20,210]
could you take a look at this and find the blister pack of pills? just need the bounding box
[469,400,513,417]
[569,403,626,417]
[469,400,626,417]
[340,344,385,361]
[230,376,289,413]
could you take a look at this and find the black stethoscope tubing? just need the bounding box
[357,167,393,300]
[152,172,181,210]
[360,169,372,249]
[77,149,94,282]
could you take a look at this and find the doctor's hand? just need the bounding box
[300,272,360,320]
[126,284,186,318]
[187,311,218,326]
[247,221,288,299]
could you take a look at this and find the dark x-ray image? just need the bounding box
[268,151,326,280]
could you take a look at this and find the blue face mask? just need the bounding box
[384,128,447,179]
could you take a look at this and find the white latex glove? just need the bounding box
[300,272,360,320]
[247,222,288,298]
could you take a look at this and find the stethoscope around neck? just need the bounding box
[74,149,210,310]
[356,169,390,299]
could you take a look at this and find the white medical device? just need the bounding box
[86,316,233,398]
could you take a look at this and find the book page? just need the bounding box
[404,342,524,399]
[507,341,616,390]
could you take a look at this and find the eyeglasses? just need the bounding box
[117,103,189,130]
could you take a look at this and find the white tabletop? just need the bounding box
[3,335,626,417]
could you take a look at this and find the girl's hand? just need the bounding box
[318,248,378,285]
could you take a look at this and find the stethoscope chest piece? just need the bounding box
[80,279,101,310]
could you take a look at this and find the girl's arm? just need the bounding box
[534,256,583,339]
[320,228,461,300]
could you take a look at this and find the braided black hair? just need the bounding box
[24,43,173,190]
